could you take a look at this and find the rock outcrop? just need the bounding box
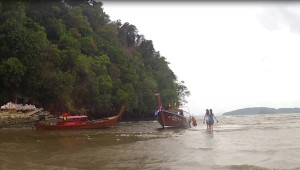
[0,102,50,129]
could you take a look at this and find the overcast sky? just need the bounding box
[102,2,300,115]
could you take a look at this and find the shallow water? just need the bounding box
[0,113,300,170]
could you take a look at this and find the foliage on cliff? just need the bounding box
[0,0,190,119]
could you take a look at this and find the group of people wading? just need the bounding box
[203,109,218,131]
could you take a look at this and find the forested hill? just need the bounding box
[223,107,300,116]
[0,0,190,120]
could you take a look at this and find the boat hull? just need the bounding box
[157,110,191,129]
[35,105,125,130]
[35,116,119,130]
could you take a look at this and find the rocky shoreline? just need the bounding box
[0,108,51,129]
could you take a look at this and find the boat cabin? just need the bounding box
[58,114,88,126]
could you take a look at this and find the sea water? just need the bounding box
[0,113,299,170]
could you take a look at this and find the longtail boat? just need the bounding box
[154,93,191,129]
[35,105,125,130]
[157,108,191,129]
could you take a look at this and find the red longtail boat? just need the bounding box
[154,93,191,129]
[35,105,125,130]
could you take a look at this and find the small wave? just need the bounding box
[196,147,213,151]
[219,164,270,170]
[240,149,277,155]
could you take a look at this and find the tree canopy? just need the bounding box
[0,0,190,120]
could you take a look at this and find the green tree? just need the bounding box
[0,57,26,88]
[118,22,139,47]
[80,36,98,56]
[0,57,26,103]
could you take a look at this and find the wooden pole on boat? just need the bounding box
[154,93,165,129]
[154,93,162,110]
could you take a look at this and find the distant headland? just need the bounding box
[222,107,300,116]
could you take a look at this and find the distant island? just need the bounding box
[222,107,300,116]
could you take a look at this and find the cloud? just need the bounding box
[280,7,300,34]
[257,5,300,34]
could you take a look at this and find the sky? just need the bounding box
[102,1,300,115]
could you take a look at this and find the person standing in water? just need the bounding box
[203,109,210,130]
[209,109,218,131]
[192,116,197,126]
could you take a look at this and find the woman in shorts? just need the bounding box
[209,109,218,131]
